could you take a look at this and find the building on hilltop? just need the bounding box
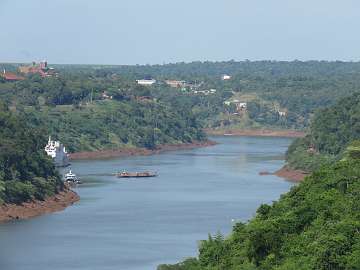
[1,69,25,81]
[44,136,70,167]
[19,60,57,77]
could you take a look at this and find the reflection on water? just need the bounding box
[0,136,294,270]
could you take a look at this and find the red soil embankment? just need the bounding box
[69,140,217,160]
[206,129,305,138]
[0,189,79,223]
[274,166,309,182]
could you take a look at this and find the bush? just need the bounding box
[5,181,36,204]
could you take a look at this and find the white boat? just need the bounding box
[64,169,81,184]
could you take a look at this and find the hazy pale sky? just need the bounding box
[1,0,360,64]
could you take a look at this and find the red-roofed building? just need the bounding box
[1,70,25,81]
[19,61,57,77]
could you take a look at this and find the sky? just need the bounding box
[1,0,360,65]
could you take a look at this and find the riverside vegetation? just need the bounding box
[286,92,360,172]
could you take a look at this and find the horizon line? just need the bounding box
[1,59,360,66]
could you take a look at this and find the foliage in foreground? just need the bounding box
[0,103,63,204]
[158,157,360,270]
[286,92,360,172]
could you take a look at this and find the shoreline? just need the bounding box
[274,166,309,182]
[69,140,216,160]
[0,189,79,223]
[205,128,306,138]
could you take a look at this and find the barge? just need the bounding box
[116,171,157,178]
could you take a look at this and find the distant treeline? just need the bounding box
[2,61,360,131]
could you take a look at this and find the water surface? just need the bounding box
[0,136,293,270]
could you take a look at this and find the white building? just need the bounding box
[224,100,247,111]
[136,79,156,86]
[222,74,231,80]
[238,102,247,109]
[45,137,70,167]
[193,89,217,95]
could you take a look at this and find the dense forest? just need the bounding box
[24,100,205,152]
[55,60,360,130]
[157,100,360,269]
[286,92,360,172]
[0,103,63,204]
[0,72,206,152]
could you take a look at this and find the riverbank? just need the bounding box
[0,189,79,223]
[274,166,308,182]
[205,128,306,138]
[69,140,216,160]
[259,166,308,182]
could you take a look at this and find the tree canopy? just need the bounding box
[0,103,63,204]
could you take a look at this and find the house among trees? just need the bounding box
[236,102,247,111]
[278,110,287,117]
[224,100,247,111]
[1,69,24,81]
[136,78,156,86]
[192,89,217,95]
[19,61,57,77]
[221,74,231,80]
[101,91,113,100]
[165,80,186,88]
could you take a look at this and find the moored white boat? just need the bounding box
[64,169,81,184]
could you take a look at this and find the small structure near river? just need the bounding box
[45,137,70,167]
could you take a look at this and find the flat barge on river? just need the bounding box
[116,171,157,178]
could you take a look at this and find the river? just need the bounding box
[0,136,294,270]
